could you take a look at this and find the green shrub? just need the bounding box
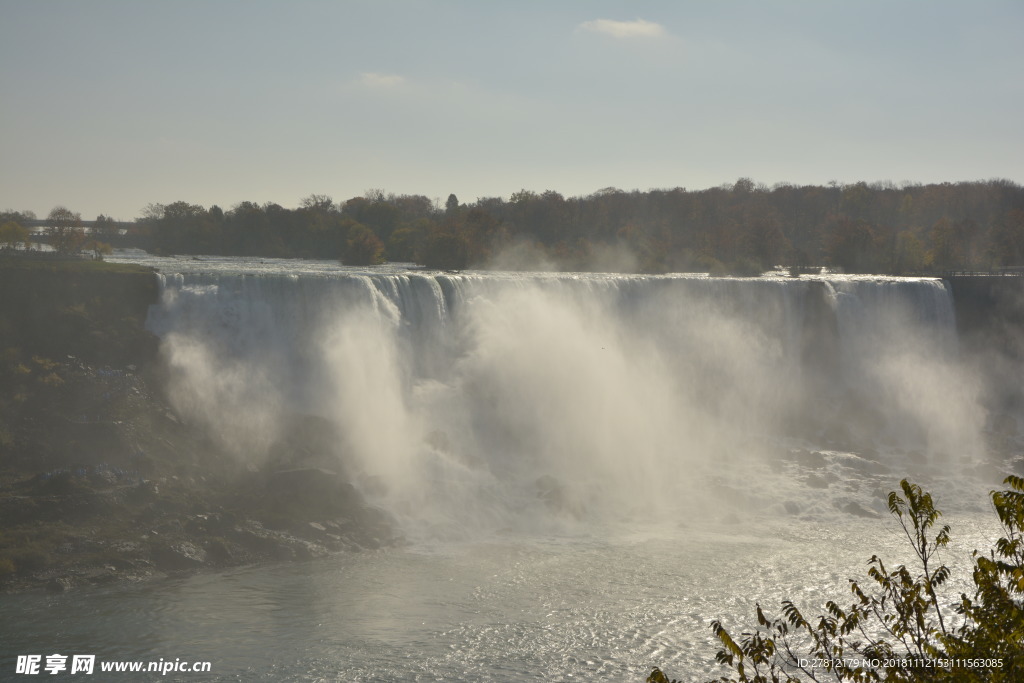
[660,477,1024,682]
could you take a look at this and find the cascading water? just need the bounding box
[144,263,983,541]
[824,278,982,456]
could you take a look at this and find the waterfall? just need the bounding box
[146,269,982,538]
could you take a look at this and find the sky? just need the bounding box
[1,0,1022,221]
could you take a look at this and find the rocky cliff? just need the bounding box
[0,255,396,593]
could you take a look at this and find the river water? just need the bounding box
[1,253,1014,681]
[0,515,1002,681]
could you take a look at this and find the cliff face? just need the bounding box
[947,277,1024,416]
[0,255,160,367]
[948,277,1024,358]
[0,256,396,592]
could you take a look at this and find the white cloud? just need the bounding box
[359,72,406,88]
[578,18,666,39]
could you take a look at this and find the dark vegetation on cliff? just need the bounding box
[0,255,159,367]
[0,255,396,592]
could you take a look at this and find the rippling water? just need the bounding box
[0,512,1000,682]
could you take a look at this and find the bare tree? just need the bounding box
[300,194,335,212]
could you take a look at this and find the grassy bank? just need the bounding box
[0,253,160,367]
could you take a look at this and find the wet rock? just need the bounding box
[203,538,236,565]
[323,533,345,551]
[55,537,100,555]
[105,557,137,571]
[292,540,328,561]
[81,566,119,585]
[0,497,40,525]
[789,449,827,469]
[837,454,890,475]
[289,520,330,540]
[89,469,119,486]
[806,474,829,489]
[840,501,878,518]
[232,523,296,561]
[46,577,73,593]
[152,541,206,571]
[156,518,183,534]
[265,468,371,522]
[127,480,159,502]
[112,540,142,557]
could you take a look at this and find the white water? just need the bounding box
[2,252,1013,681]
[136,256,987,539]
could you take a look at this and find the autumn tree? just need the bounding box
[891,230,927,274]
[990,210,1024,268]
[825,216,883,273]
[927,217,984,270]
[418,226,469,270]
[343,221,385,265]
[387,220,430,262]
[0,221,31,250]
[459,206,504,264]
[46,206,85,254]
[84,239,113,260]
[342,195,403,244]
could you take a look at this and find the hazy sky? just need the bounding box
[2,0,1022,220]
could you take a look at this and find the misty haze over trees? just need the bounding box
[4,179,1023,274]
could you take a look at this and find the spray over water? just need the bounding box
[147,267,988,541]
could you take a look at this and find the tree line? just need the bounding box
[4,179,1024,273]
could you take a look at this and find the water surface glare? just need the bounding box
[0,518,998,681]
